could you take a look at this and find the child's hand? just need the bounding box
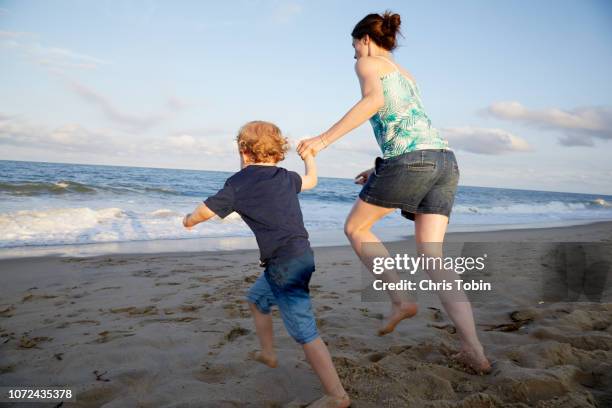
[300,149,315,161]
[183,213,193,229]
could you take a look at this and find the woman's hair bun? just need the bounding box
[351,11,402,51]
[382,11,401,35]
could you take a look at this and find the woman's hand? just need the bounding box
[354,167,374,185]
[297,135,327,159]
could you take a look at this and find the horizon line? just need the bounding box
[1,158,611,197]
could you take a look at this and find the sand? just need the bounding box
[1,221,611,407]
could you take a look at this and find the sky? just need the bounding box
[1,0,611,195]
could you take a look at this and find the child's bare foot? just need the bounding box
[248,350,278,368]
[451,347,492,375]
[377,302,418,336]
[306,393,351,408]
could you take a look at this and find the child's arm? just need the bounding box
[300,153,318,191]
[185,179,235,228]
[183,203,217,228]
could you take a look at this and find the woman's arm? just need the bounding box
[297,57,384,157]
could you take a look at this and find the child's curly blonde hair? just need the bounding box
[236,121,290,163]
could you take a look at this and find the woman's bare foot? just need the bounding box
[378,302,418,336]
[248,350,278,368]
[451,347,492,374]
[306,393,351,408]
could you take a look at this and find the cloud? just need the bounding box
[152,130,237,156]
[0,115,121,153]
[0,30,110,71]
[456,161,612,195]
[67,80,185,131]
[272,1,302,24]
[485,101,612,147]
[0,114,235,159]
[0,112,18,121]
[166,96,191,111]
[441,127,533,155]
[0,31,34,39]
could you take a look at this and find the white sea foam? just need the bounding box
[0,207,252,248]
[454,201,590,215]
[592,198,612,207]
[150,209,179,217]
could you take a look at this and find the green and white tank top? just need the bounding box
[369,56,450,158]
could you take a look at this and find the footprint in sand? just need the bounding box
[244,274,258,283]
[99,258,131,267]
[21,293,59,302]
[56,319,101,329]
[357,307,384,320]
[222,303,250,318]
[18,334,53,349]
[194,363,238,384]
[141,316,200,324]
[191,276,220,283]
[331,261,353,266]
[224,326,250,342]
[480,309,536,332]
[428,307,444,322]
[68,291,90,299]
[427,323,457,334]
[367,351,389,363]
[179,304,203,313]
[154,281,182,286]
[0,305,16,317]
[388,344,413,354]
[109,305,158,316]
[157,302,202,315]
[93,286,122,292]
[170,268,195,275]
[91,330,135,344]
[131,269,156,278]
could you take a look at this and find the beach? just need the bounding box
[1,221,611,407]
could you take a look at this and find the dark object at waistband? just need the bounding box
[259,244,312,268]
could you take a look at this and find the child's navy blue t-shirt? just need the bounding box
[204,165,310,265]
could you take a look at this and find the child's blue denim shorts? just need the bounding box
[359,149,460,222]
[246,247,319,345]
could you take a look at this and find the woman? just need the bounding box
[297,11,491,373]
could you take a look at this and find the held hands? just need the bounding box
[354,167,374,185]
[297,134,328,160]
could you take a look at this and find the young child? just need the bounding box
[182,121,350,408]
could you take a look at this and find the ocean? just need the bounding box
[1,160,611,255]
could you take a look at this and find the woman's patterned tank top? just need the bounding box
[369,56,450,158]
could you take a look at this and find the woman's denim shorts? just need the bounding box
[246,248,319,345]
[359,149,460,222]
